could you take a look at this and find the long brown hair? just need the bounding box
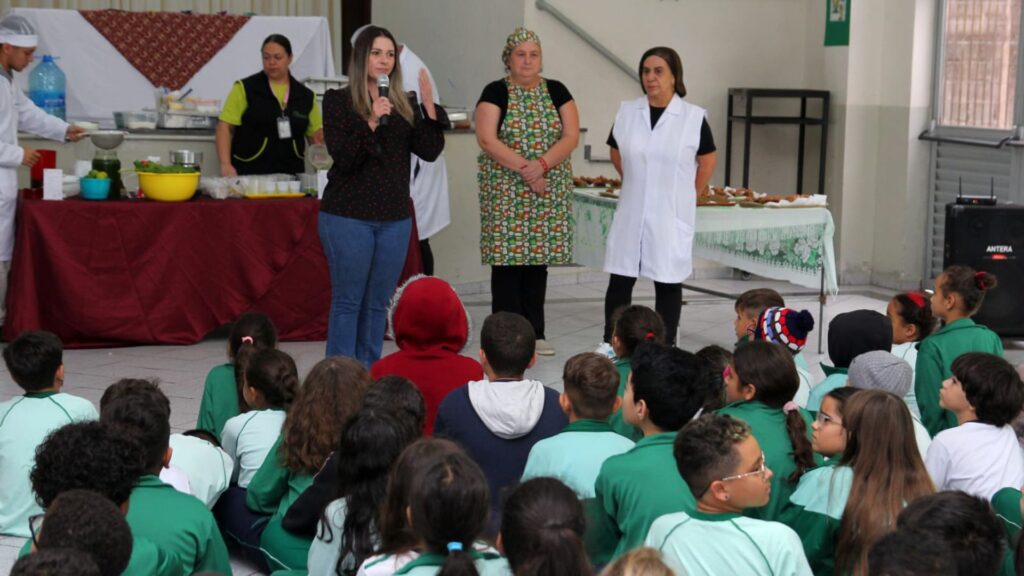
[280,357,370,474]
[348,26,414,124]
[835,390,935,575]
[732,341,815,483]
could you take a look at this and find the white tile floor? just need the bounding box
[2,275,1022,575]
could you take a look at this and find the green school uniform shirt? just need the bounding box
[992,487,1021,576]
[196,363,239,440]
[716,400,821,522]
[608,358,643,441]
[805,366,849,413]
[784,461,851,576]
[915,318,1004,436]
[247,435,315,572]
[18,529,176,576]
[589,432,695,564]
[645,509,813,576]
[126,474,231,575]
[521,419,635,498]
[0,391,97,537]
[359,549,512,576]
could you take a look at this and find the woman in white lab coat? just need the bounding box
[602,47,717,346]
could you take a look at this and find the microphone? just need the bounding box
[377,74,390,126]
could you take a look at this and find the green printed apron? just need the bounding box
[478,78,573,266]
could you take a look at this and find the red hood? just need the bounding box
[388,275,471,353]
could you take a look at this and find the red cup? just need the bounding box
[30,149,57,188]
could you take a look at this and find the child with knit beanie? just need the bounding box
[846,350,931,459]
[752,307,815,407]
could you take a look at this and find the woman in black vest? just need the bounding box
[216,34,324,176]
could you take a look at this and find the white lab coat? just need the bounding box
[0,69,67,261]
[400,45,450,240]
[603,94,704,284]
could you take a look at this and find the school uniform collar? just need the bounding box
[614,357,630,368]
[820,364,849,377]
[688,509,743,522]
[394,549,497,574]
[634,431,677,448]
[721,399,772,413]
[24,391,58,398]
[135,475,174,489]
[935,317,978,334]
[563,419,615,434]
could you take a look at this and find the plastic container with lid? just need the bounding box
[29,55,66,120]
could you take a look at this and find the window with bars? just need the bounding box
[940,0,1021,129]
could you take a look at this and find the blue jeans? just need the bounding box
[318,212,411,366]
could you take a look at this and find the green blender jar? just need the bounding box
[88,130,126,199]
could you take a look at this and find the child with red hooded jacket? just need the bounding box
[371,275,483,435]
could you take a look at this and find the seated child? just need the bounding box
[718,341,819,522]
[356,438,509,575]
[500,478,591,575]
[589,343,717,563]
[305,409,418,576]
[606,305,665,440]
[0,330,97,537]
[371,276,484,435]
[27,420,171,576]
[645,413,812,576]
[168,429,235,508]
[522,352,636,498]
[33,489,133,576]
[896,491,1006,576]
[787,389,934,574]
[806,309,892,412]
[282,375,426,538]
[196,312,277,440]
[733,288,785,345]
[917,265,1003,436]
[847,351,931,459]
[752,306,815,406]
[11,548,101,576]
[694,345,731,414]
[925,352,1024,499]
[221,348,298,488]
[100,378,231,575]
[434,312,567,532]
[247,357,371,572]
[886,291,935,419]
[599,548,674,576]
[867,529,957,576]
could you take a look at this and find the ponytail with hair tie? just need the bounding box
[644,331,655,342]
[906,292,926,309]
[975,270,992,290]
[241,336,254,345]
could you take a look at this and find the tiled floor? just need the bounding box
[2,275,1022,575]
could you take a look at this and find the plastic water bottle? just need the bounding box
[29,55,66,120]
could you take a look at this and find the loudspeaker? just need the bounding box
[944,203,1024,337]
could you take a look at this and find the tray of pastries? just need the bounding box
[574,175,622,188]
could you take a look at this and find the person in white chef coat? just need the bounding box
[351,24,450,275]
[601,46,717,347]
[0,13,85,326]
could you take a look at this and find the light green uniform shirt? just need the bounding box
[196,363,238,440]
[891,342,922,419]
[168,433,235,508]
[307,498,376,576]
[717,400,821,522]
[646,509,812,576]
[0,391,97,537]
[785,462,851,575]
[805,366,848,413]
[221,408,286,488]
[126,474,231,576]
[589,432,695,564]
[220,81,323,136]
[358,549,511,576]
[915,318,1004,436]
[521,419,635,498]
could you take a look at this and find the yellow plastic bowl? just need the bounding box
[138,172,199,202]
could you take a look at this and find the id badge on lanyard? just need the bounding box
[273,79,292,140]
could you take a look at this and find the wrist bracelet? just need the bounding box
[538,157,549,172]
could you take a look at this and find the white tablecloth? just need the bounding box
[10,8,335,124]
[573,188,839,295]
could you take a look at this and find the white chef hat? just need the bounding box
[0,14,38,48]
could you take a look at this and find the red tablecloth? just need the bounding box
[4,195,422,348]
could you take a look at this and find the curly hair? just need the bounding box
[11,548,101,576]
[31,421,146,508]
[280,357,371,474]
[673,414,751,497]
[38,489,133,576]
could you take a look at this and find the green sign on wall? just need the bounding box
[825,0,850,46]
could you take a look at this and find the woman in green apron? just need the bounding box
[475,27,579,356]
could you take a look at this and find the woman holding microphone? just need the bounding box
[602,47,717,347]
[319,26,447,366]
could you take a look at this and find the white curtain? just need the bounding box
[0,0,342,74]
